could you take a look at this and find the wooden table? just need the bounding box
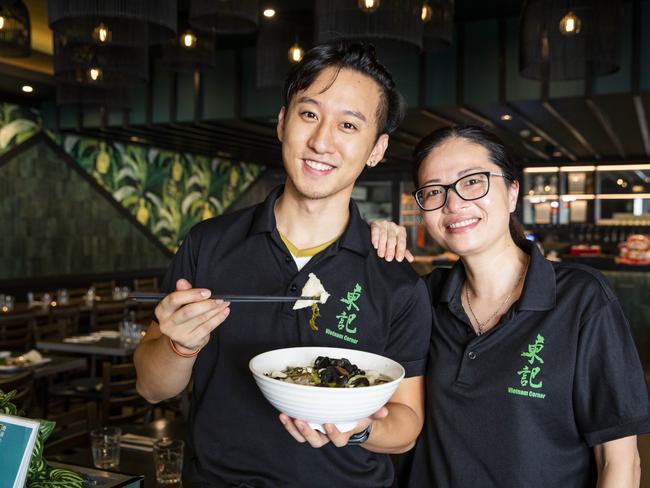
[36,337,137,378]
[50,418,188,487]
[36,337,136,357]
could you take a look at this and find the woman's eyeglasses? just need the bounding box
[412,171,512,212]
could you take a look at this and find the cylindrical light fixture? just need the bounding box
[256,12,312,88]
[316,0,423,51]
[0,0,30,57]
[53,33,149,84]
[519,0,622,81]
[189,0,259,34]
[48,0,177,45]
[421,0,454,51]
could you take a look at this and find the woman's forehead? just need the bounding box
[420,137,498,178]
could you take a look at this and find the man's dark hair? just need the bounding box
[283,41,404,136]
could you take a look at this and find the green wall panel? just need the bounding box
[506,17,541,101]
[593,3,632,94]
[0,141,170,280]
[464,20,499,106]
[424,44,456,107]
[176,70,195,122]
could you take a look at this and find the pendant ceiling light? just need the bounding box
[53,33,149,85]
[0,0,30,57]
[160,9,216,72]
[189,0,259,34]
[48,0,177,46]
[519,0,622,81]
[421,0,454,51]
[256,12,312,89]
[315,0,423,51]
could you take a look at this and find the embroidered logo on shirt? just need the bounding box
[325,283,362,345]
[507,334,547,400]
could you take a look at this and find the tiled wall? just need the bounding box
[0,141,170,279]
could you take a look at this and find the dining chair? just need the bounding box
[0,310,35,351]
[66,288,89,305]
[50,303,82,337]
[0,369,35,414]
[92,299,128,331]
[44,401,97,455]
[34,304,81,342]
[92,280,116,300]
[132,301,157,327]
[133,277,159,293]
[100,361,152,426]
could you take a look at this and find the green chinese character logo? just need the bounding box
[521,334,545,365]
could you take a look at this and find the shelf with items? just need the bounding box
[522,164,650,225]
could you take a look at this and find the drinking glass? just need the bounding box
[4,295,14,311]
[90,426,121,469]
[153,437,184,485]
[57,289,69,305]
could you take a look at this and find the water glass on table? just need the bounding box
[90,426,121,469]
[153,437,184,485]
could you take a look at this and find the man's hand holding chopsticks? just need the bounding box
[156,278,231,355]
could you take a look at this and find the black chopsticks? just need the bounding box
[128,292,320,303]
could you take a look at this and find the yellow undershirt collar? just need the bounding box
[279,231,340,257]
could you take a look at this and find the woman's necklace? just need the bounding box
[464,255,530,335]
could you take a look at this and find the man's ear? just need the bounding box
[367,134,389,168]
[276,106,286,143]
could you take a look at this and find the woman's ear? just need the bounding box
[508,179,519,213]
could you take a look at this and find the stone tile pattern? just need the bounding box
[0,141,170,279]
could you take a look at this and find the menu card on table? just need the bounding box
[0,414,40,488]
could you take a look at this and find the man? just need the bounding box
[134,41,432,488]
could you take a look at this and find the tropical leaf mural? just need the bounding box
[62,135,264,251]
[0,103,264,251]
[0,103,40,154]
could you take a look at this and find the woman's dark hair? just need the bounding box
[412,125,525,241]
[283,41,405,136]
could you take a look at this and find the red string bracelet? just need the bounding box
[168,336,202,358]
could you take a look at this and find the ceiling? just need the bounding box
[0,0,647,173]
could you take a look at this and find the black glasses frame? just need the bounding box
[412,171,512,211]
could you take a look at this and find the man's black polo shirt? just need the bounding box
[403,240,650,488]
[160,186,432,488]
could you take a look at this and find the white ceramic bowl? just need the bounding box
[249,346,405,433]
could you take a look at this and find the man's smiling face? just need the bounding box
[277,66,388,201]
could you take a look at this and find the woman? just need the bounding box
[373,126,650,487]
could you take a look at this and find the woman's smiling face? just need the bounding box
[417,136,519,257]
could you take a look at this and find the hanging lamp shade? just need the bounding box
[519,0,622,81]
[56,83,133,109]
[422,0,454,51]
[48,0,177,45]
[160,28,216,72]
[0,0,31,57]
[256,13,312,88]
[53,34,149,85]
[189,0,259,34]
[160,8,216,72]
[315,0,423,51]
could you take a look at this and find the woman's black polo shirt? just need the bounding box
[403,240,650,488]
[159,186,432,488]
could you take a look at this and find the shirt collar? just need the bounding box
[437,239,556,311]
[248,185,371,257]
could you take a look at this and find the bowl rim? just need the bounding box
[249,346,406,392]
